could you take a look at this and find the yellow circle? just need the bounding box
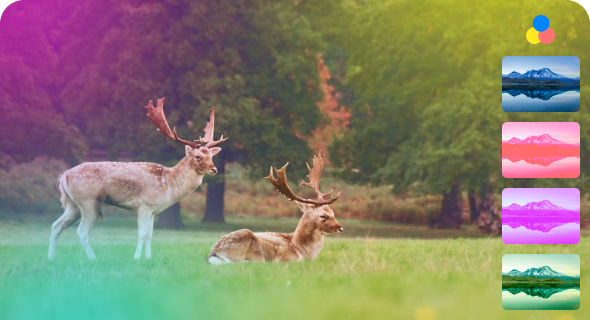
[526,27,540,44]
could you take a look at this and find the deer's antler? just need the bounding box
[300,152,339,202]
[198,108,229,148]
[266,152,340,206]
[145,98,228,149]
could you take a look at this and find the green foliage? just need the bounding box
[502,275,578,283]
[323,0,590,195]
[57,0,324,179]
[0,158,68,214]
[0,0,88,167]
[183,164,443,224]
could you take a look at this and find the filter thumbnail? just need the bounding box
[502,122,580,178]
[502,254,580,310]
[502,188,580,244]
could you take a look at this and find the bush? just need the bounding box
[0,157,67,215]
[181,164,442,224]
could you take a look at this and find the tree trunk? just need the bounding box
[438,180,463,229]
[468,190,480,223]
[476,183,501,236]
[479,183,496,218]
[154,202,185,229]
[202,155,225,223]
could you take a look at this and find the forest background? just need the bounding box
[1,0,589,232]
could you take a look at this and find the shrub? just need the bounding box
[182,164,442,224]
[0,157,67,215]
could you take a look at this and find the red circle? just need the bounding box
[539,28,555,44]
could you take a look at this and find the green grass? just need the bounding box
[0,216,588,320]
[502,275,580,283]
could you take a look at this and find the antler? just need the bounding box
[198,108,229,148]
[300,152,339,202]
[265,152,340,206]
[145,97,228,149]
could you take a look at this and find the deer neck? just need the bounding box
[166,157,204,202]
[292,215,325,259]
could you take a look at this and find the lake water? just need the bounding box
[502,220,580,244]
[502,286,580,310]
[502,157,579,178]
[502,88,580,112]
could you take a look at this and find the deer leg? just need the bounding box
[134,209,152,260]
[76,202,99,260]
[76,217,97,260]
[144,214,155,259]
[48,202,81,260]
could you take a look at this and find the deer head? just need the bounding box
[145,97,228,174]
[266,152,343,234]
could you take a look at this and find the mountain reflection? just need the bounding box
[502,154,580,167]
[502,217,580,233]
[502,283,580,299]
[502,87,580,101]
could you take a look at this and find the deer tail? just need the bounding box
[57,170,71,209]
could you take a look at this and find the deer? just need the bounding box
[207,153,342,264]
[48,97,228,260]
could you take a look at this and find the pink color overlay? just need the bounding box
[502,122,580,178]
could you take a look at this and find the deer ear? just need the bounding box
[185,145,194,157]
[210,147,221,156]
[295,201,315,213]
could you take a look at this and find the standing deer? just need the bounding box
[49,97,227,260]
[207,153,342,264]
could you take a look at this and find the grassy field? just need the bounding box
[0,216,587,320]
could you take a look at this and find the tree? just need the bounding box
[54,0,325,225]
[302,53,351,156]
[0,0,88,169]
[323,0,590,227]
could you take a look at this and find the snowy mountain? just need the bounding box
[502,200,579,217]
[503,71,524,78]
[503,266,579,281]
[502,269,524,276]
[521,266,578,281]
[504,203,524,210]
[521,68,571,80]
[501,68,579,83]
[502,137,525,144]
[523,200,569,211]
[522,134,570,146]
[502,134,578,147]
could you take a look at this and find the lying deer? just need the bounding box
[49,98,227,260]
[207,153,342,264]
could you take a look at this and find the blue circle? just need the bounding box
[533,15,550,32]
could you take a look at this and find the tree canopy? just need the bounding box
[323,0,590,195]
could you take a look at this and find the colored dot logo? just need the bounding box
[526,15,554,44]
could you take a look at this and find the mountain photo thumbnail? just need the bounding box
[502,123,580,178]
[502,56,580,112]
[502,188,580,244]
[502,254,580,310]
